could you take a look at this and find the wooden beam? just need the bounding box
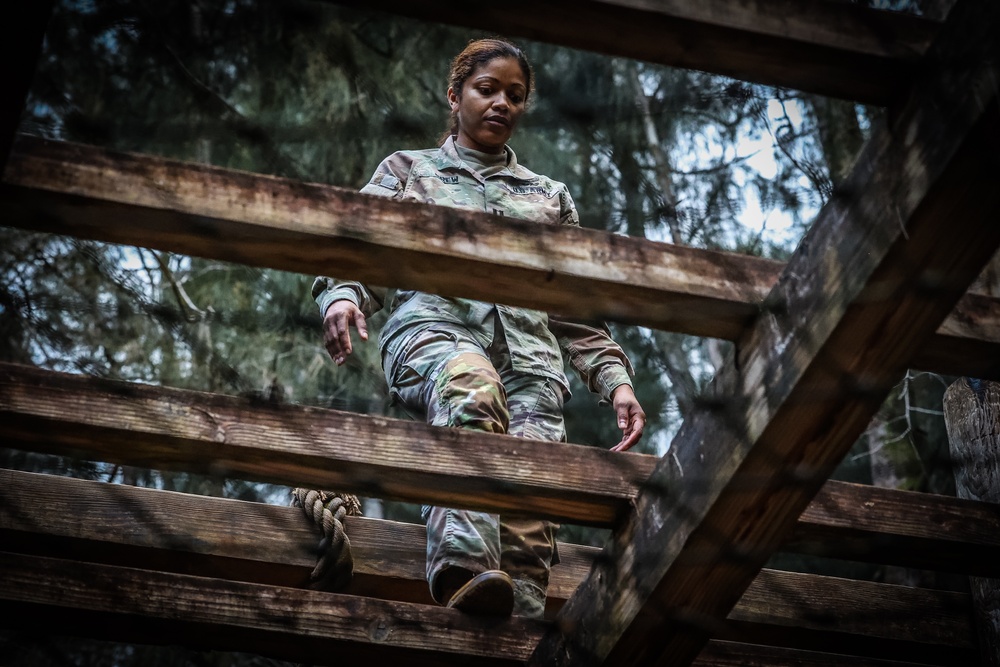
[0,1,52,170]
[915,291,1000,379]
[530,2,1000,665]
[2,138,998,378]
[321,0,939,105]
[725,570,975,665]
[0,362,649,527]
[944,378,1000,666]
[788,480,1000,578]
[0,551,948,667]
[0,550,538,667]
[0,468,975,664]
[695,641,958,667]
[0,134,772,341]
[3,364,1000,576]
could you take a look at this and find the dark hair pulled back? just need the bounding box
[441,37,534,145]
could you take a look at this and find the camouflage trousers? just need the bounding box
[382,316,565,619]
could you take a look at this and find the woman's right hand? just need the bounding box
[322,300,368,366]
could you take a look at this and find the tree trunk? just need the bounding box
[944,378,1000,667]
[807,94,864,187]
[626,60,681,244]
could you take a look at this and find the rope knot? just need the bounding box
[291,488,362,591]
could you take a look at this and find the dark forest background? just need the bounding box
[0,1,967,664]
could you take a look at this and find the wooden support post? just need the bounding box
[944,378,1000,667]
[0,0,53,170]
[322,0,939,104]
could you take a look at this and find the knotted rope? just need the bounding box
[291,488,362,592]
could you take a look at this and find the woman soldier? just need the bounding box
[312,37,645,619]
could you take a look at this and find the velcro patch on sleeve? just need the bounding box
[375,173,401,190]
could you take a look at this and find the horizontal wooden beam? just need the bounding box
[695,642,960,667]
[790,480,1000,578]
[0,134,769,341]
[534,2,1000,665]
[913,290,1000,378]
[0,470,977,664]
[3,362,999,576]
[0,362,648,527]
[2,137,997,378]
[0,550,537,667]
[322,0,940,105]
[0,550,947,667]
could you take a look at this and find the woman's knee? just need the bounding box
[430,352,509,433]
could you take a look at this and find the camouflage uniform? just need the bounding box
[313,136,634,618]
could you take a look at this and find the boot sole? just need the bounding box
[446,570,515,616]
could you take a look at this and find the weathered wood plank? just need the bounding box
[3,364,1000,576]
[0,1,52,169]
[727,570,975,665]
[0,362,649,527]
[0,551,947,667]
[695,641,957,667]
[788,479,1000,578]
[2,137,998,378]
[944,378,1000,667]
[0,550,538,667]
[0,468,975,662]
[321,0,939,105]
[531,2,1000,665]
[0,134,769,341]
[914,291,1000,378]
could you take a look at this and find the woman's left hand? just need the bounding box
[610,384,645,452]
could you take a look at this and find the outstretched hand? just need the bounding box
[322,300,368,366]
[610,384,645,452]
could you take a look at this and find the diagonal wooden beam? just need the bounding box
[2,137,998,378]
[321,0,940,105]
[530,2,1000,665]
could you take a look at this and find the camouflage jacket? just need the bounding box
[312,136,633,401]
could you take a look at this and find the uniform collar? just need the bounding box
[437,135,537,182]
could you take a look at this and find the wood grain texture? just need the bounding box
[0,550,949,667]
[0,550,539,667]
[2,137,997,377]
[531,2,1000,665]
[944,378,1000,667]
[696,640,958,667]
[0,470,977,663]
[0,134,771,340]
[789,479,1000,577]
[3,364,999,576]
[321,0,939,104]
[0,362,649,526]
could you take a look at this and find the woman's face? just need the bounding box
[448,56,527,154]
